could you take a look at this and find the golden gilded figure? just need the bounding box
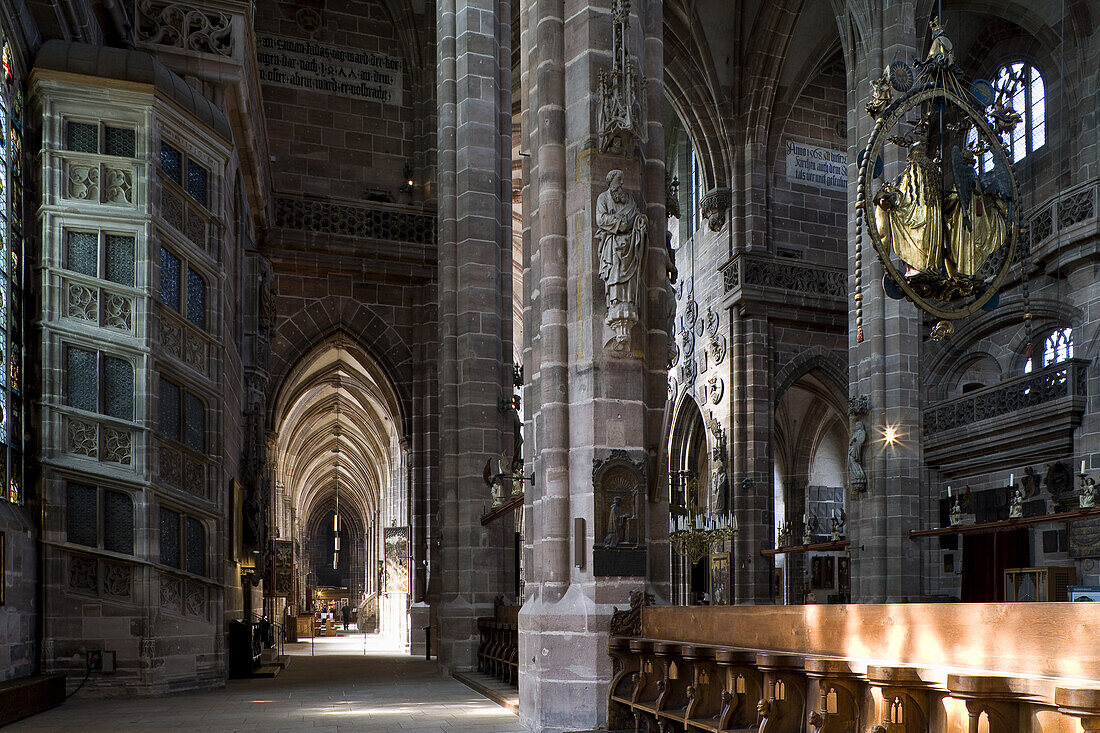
[874,146,943,276]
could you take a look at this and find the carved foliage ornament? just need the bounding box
[855,18,1021,342]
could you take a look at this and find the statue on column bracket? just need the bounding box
[847,395,870,494]
[597,169,648,353]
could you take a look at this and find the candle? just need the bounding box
[669,517,675,534]
[947,485,952,498]
[733,515,738,532]
[1009,473,1014,486]
[1083,460,1088,474]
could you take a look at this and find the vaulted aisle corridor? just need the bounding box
[9,634,525,733]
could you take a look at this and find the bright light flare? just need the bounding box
[882,425,899,446]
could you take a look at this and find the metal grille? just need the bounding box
[185,517,204,575]
[104,126,135,158]
[159,378,180,441]
[186,161,208,207]
[66,231,97,277]
[103,489,133,555]
[103,356,133,421]
[186,268,205,329]
[66,122,98,153]
[66,483,98,546]
[160,247,181,310]
[67,347,98,413]
[184,391,204,452]
[160,143,182,183]
[159,507,180,568]
[105,235,135,286]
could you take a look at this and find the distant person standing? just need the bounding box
[341,603,351,631]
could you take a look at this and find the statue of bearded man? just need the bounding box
[597,169,648,347]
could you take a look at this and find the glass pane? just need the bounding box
[67,346,98,412]
[103,356,133,421]
[104,127,135,158]
[67,483,98,546]
[160,143,182,183]
[159,507,180,568]
[66,231,97,277]
[159,378,181,441]
[160,247,181,310]
[185,517,204,575]
[66,121,98,153]
[103,489,134,555]
[0,379,7,443]
[186,268,206,329]
[186,161,208,207]
[184,391,204,453]
[105,235,135,286]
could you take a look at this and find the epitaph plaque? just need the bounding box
[1069,518,1100,558]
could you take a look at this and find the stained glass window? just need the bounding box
[186,268,205,329]
[66,121,97,153]
[104,126,135,158]
[186,161,208,207]
[185,517,204,575]
[67,482,98,547]
[67,346,97,413]
[103,356,133,421]
[159,507,180,568]
[160,247,181,310]
[1,34,22,504]
[160,143,182,184]
[184,392,204,453]
[66,231,97,277]
[103,489,133,555]
[105,235,134,286]
[159,378,181,442]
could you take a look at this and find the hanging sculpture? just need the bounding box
[854,18,1031,342]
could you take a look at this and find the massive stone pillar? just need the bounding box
[436,0,514,669]
[840,1,923,603]
[519,0,667,729]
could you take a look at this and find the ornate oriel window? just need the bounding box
[65,482,135,555]
[0,34,24,503]
[160,246,208,330]
[158,375,206,453]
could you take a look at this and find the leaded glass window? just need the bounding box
[103,356,133,421]
[159,507,180,568]
[186,161,208,207]
[160,143,182,184]
[104,126,135,158]
[103,489,133,555]
[160,247,181,310]
[67,346,97,413]
[184,392,204,453]
[1,32,23,504]
[186,268,205,329]
[66,121,97,153]
[159,378,181,442]
[185,517,204,575]
[105,234,134,286]
[1024,327,1073,374]
[66,482,97,547]
[66,231,97,277]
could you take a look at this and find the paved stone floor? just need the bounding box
[10,633,527,733]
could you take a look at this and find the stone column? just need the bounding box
[519,0,667,729]
[436,0,513,669]
[840,1,923,603]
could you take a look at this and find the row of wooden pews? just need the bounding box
[476,601,519,686]
[605,594,1100,733]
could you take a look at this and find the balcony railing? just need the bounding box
[923,359,1088,436]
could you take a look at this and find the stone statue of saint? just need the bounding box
[1081,477,1097,509]
[712,457,730,514]
[848,420,868,492]
[602,496,634,548]
[597,169,648,348]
